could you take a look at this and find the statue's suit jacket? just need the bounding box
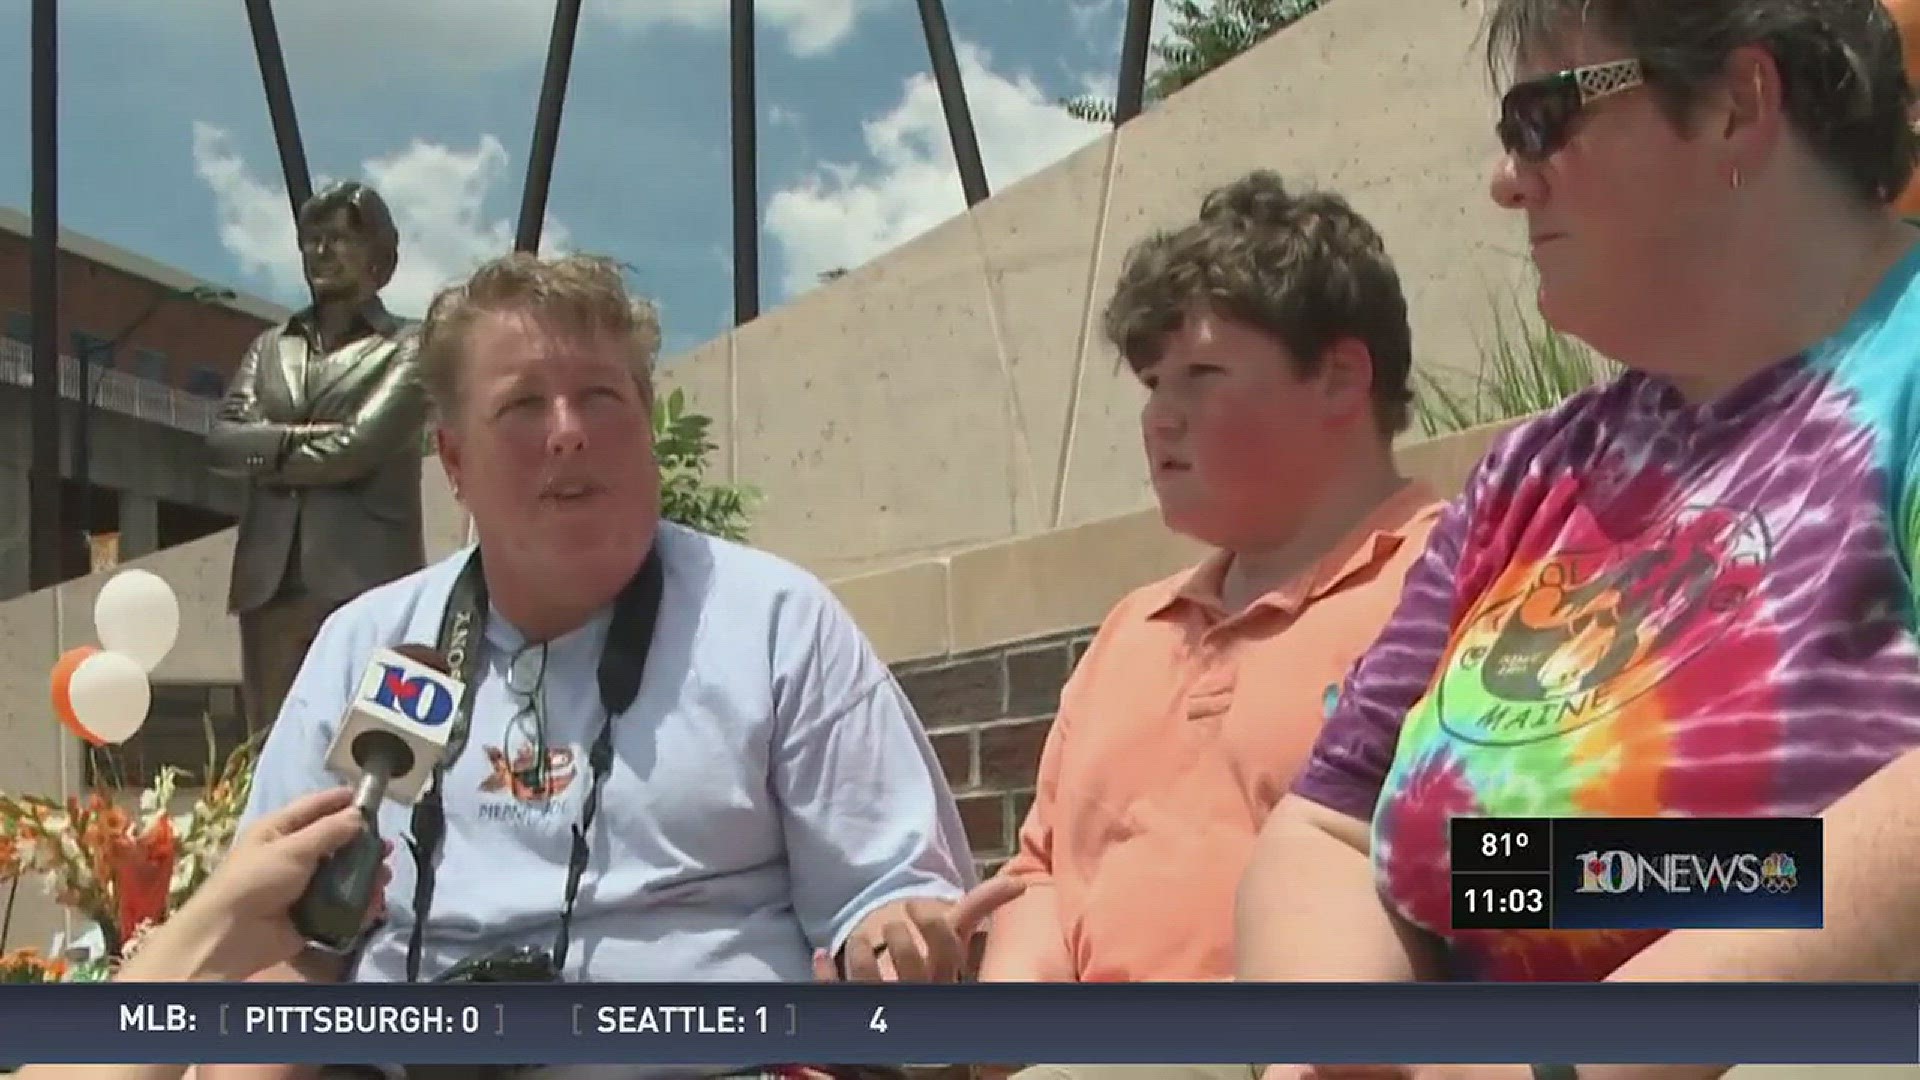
[207,300,429,615]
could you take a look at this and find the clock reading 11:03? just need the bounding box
[1450,871,1553,930]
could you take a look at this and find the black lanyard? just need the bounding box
[403,546,664,982]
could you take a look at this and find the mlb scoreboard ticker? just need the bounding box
[0,982,1916,1065]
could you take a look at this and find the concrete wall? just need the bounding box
[0,384,248,598]
[659,0,1528,580]
[0,385,245,514]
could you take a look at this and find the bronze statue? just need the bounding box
[208,182,428,730]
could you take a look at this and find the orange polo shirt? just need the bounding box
[998,480,1443,982]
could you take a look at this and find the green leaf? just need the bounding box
[1409,286,1618,437]
[652,391,759,541]
[1067,0,1329,117]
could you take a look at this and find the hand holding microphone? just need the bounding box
[131,788,393,983]
[292,644,463,952]
[11,790,390,1080]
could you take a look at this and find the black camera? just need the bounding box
[431,945,563,984]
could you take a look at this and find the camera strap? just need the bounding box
[402,545,665,982]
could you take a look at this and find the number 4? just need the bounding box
[869,1007,888,1034]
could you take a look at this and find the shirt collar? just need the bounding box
[288,296,401,340]
[1147,478,1440,623]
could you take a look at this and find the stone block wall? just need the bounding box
[893,629,1095,877]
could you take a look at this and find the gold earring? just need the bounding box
[1730,167,1742,191]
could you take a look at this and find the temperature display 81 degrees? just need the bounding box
[1450,817,1551,873]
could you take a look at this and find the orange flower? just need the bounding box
[111,814,176,945]
[0,947,69,983]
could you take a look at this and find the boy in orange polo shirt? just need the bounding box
[977,170,1443,988]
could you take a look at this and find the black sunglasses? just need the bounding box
[1497,58,1644,163]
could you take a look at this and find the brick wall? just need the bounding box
[0,231,274,391]
[892,628,1095,876]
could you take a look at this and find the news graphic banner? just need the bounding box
[1450,816,1821,931]
[0,983,1915,1066]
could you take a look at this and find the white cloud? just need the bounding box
[1066,0,1120,42]
[84,0,875,71]
[764,42,1104,297]
[191,122,570,318]
[1064,0,1173,75]
[598,0,873,58]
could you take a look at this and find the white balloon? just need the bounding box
[94,569,180,672]
[67,650,151,745]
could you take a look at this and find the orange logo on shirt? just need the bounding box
[480,742,577,803]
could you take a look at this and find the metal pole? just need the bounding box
[516,0,585,253]
[29,0,63,592]
[74,344,92,545]
[243,0,313,221]
[913,0,990,207]
[730,0,760,323]
[0,875,17,952]
[1115,0,1156,124]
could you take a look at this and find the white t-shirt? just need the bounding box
[242,521,975,992]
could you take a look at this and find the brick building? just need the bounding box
[0,207,285,395]
[0,207,288,593]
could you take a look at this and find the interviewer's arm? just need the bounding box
[9,903,256,1080]
[10,959,339,1080]
[194,616,365,1080]
[16,790,376,1080]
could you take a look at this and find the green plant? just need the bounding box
[1065,0,1327,122]
[654,388,758,541]
[1411,294,1619,437]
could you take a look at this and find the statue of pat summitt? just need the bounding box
[207,181,428,730]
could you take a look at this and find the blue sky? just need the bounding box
[0,0,1171,361]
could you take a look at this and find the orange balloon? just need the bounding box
[49,645,102,744]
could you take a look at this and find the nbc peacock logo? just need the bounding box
[1759,853,1797,893]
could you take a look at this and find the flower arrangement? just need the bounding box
[0,731,261,981]
[0,948,67,984]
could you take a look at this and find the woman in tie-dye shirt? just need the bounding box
[1236,0,1920,998]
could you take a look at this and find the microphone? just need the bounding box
[292,644,464,952]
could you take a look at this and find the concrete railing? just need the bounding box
[0,339,218,434]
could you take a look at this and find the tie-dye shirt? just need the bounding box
[1292,237,1920,981]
